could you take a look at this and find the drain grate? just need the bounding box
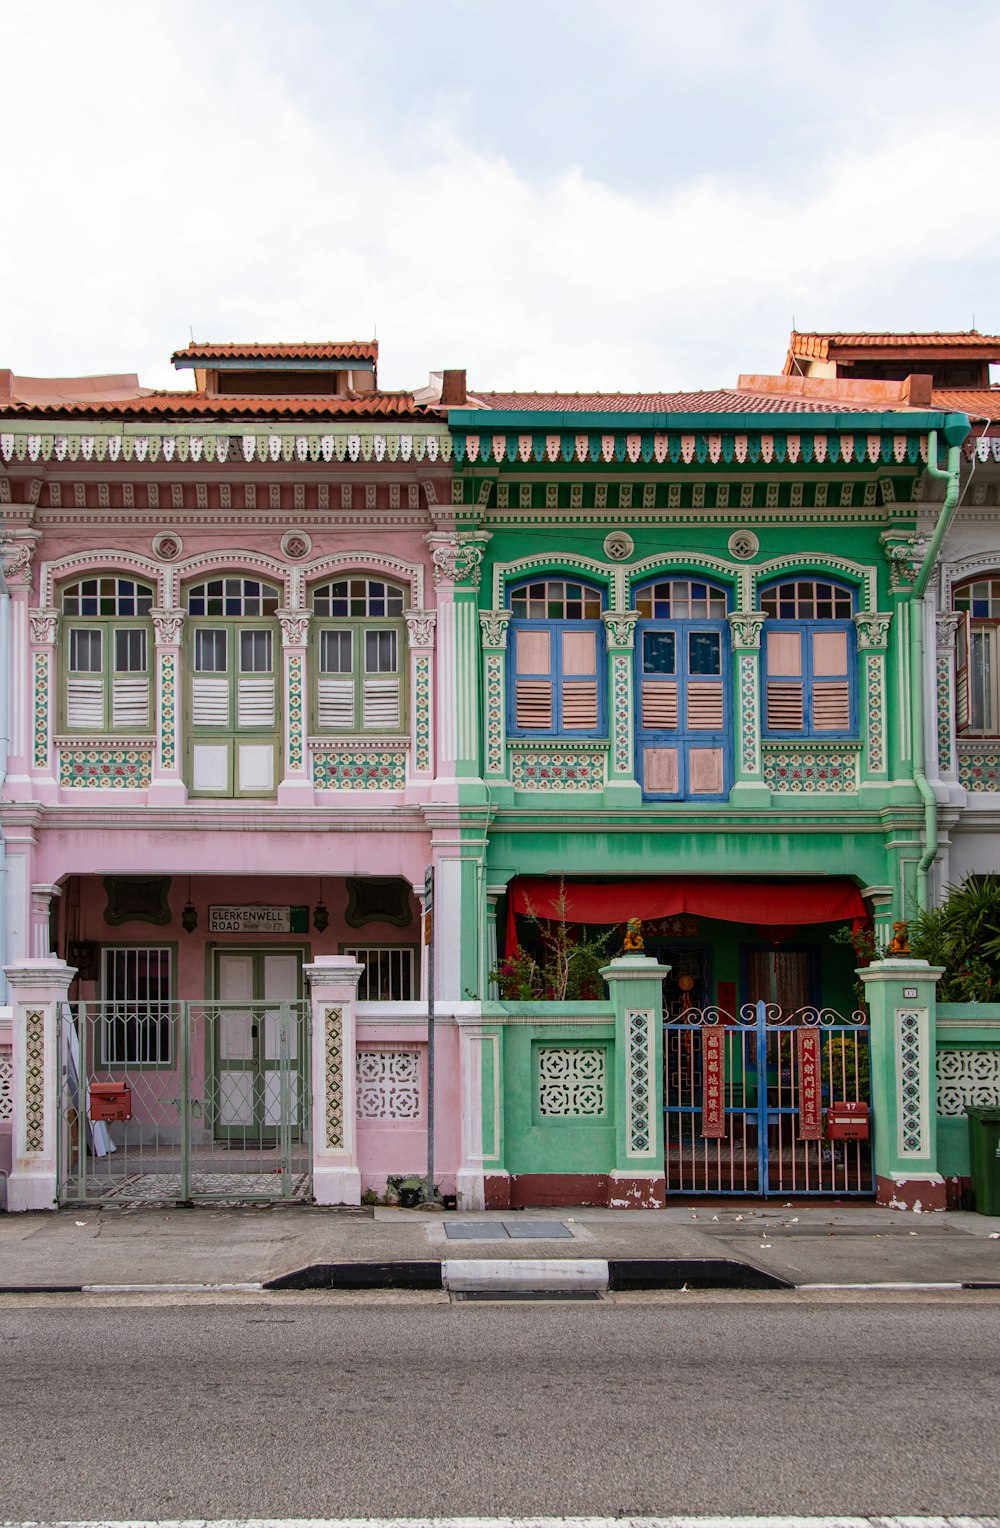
[452,1289,605,1301]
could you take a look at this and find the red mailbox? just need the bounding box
[89,1081,132,1123]
[826,1099,869,1140]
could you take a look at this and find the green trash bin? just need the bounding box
[965,1106,1000,1216]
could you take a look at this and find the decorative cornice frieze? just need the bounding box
[935,611,963,650]
[854,611,893,650]
[602,611,638,651]
[28,608,59,645]
[150,608,185,645]
[727,611,765,649]
[479,610,512,650]
[277,609,311,647]
[404,610,437,650]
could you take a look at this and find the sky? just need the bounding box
[4,0,1000,395]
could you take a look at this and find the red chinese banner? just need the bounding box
[796,1028,823,1140]
[702,1028,726,1137]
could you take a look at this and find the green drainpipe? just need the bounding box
[908,424,966,912]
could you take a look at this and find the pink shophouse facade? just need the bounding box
[0,343,486,1210]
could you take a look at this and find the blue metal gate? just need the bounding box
[663,1000,872,1196]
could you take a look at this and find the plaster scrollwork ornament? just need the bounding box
[854,612,893,651]
[150,608,185,646]
[728,529,760,561]
[152,532,183,562]
[28,608,60,645]
[603,531,634,562]
[602,611,638,650]
[0,536,34,586]
[727,611,766,649]
[935,611,963,651]
[404,610,437,650]
[277,609,312,647]
[881,531,928,590]
[431,537,484,590]
[479,610,511,650]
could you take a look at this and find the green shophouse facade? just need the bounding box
[436,395,970,1211]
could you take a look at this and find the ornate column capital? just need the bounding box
[28,608,59,645]
[727,611,765,649]
[935,610,963,650]
[277,608,311,647]
[854,611,893,650]
[404,609,437,650]
[150,607,185,645]
[426,531,491,590]
[602,611,638,651]
[479,609,511,650]
[0,532,38,588]
[880,530,928,591]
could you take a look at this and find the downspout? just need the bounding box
[908,423,965,912]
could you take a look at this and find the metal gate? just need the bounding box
[663,1001,872,1196]
[59,999,311,1205]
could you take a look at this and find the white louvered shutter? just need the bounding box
[192,677,230,729]
[642,680,678,730]
[686,681,724,730]
[318,678,355,730]
[237,677,275,729]
[66,677,105,729]
[363,678,401,729]
[112,676,150,729]
[766,681,804,731]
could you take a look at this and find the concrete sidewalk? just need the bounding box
[0,1200,998,1291]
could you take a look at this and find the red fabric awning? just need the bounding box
[505,877,868,951]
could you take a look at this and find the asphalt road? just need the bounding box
[1,1293,997,1519]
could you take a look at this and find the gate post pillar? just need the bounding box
[304,955,364,1206]
[601,953,669,1208]
[859,957,945,1211]
[3,958,76,1212]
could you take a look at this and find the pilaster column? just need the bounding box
[602,612,641,805]
[3,533,40,794]
[4,957,76,1211]
[861,885,896,950]
[455,1017,504,1211]
[855,612,893,783]
[304,955,364,1205]
[276,610,313,805]
[30,884,61,959]
[880,531,920,778]
[27,606,59,803]
[404,610,437,783]
[148,608,187,805]
[427,532,491,786]
[600,953,669,1207]
[934,611,962,784]
[479,610,511,784]
[727,611,768,806]
[859,957,945,1211]
[484,884,505,1000]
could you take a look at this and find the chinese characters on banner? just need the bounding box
[796,1028,823,1140]
[701,1027,726,1137]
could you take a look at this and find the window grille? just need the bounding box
[100,947,172,1065]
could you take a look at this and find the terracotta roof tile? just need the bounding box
[0,390,429,421]
[787,330,1000,367]
[468,388,872,414]
[171,340,378,363]
[931,388,1000,421]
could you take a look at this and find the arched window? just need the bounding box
[633,578,731,798]
[185,577,282,797]
[61,576,154,733]
[760,579,856,738]
[507,579,605,737]
[954,578,1000,736]
[310,577,408,733]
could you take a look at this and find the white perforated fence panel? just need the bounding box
[936,1048,1000,1116]
[537,1045,607,1117]
[356,1049,421,1119]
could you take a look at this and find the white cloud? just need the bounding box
[3,0,1000,393]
